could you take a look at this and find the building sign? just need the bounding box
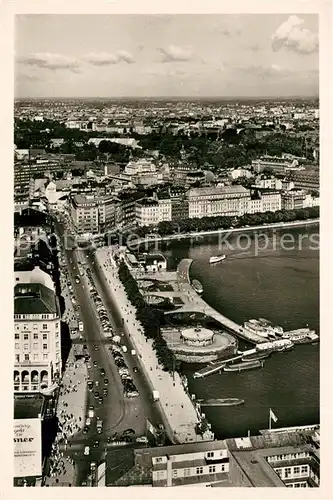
[14,418,42,478]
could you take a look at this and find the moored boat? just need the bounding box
[198,398,244,407]
[209,254,226,264]
[192,279,203,294]
[224,360,264,372]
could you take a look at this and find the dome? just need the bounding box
[181,327,214,342]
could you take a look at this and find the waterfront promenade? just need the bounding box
[165,259,266,345]
[94,247,213,444]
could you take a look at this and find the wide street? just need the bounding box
[55,221,162,485]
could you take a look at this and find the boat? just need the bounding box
[192,279,203,294]
[282,328,319,344]
[242,351,269,361]
[198,398,244,407]
[244,319,283,339]
[209,254,226,264]
[258,318,284,336]
[224,360,264,372]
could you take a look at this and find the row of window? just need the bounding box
[15,323,59,330]
[275,465,309,479]
[14,314,54,320]
[15,342,56,350]
[268,452,310,462]
[15,353,49,361]
[15,333,49,340]
[286,482,307,488]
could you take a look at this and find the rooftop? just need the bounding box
[135,439,227,462]
[188,185,249,197]
[14,282,58,315]
[14,394,46,420]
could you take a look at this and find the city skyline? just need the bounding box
[15,14,319,99]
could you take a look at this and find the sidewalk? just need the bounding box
[43,349,88,487]
[95,247,211,444]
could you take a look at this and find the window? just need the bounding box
[33,354,38,360]
[43,324,48,330]
[196,467,203,475]
[43,333,48,340]
[284,467,292,478]
[33,343,38,349]
[172,470,178,478]
[15,343,19,350]
[24,343,29,350]
[155,457,163,464]
[293,467,300,475]
[184,468,191,477]
[33,333,38,339]
[15,333,19,340]
[43,344,48,350]
[24,334,29,340]
[221,464,225,472]
[15,354,20,362]
[209,465,216,474]
[275,468,282,477]
[207,451,214,458]
[43,353,48,360]
[24,354,29,361]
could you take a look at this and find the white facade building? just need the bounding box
[135,197,172,227]
[14,267,61,393]
[188,186,250,219]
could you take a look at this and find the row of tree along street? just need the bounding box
[117,260,179,374]
[125,206,320,239]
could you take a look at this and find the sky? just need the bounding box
[15,14,319,98]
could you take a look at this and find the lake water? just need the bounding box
[159,224,320,439]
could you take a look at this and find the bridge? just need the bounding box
[164,259,266,345]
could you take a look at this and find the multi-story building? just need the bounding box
[188,186,250,219]
[14,267,62,393]
[285,170,319,192]
[97,195,117,231]
[135,199,160,227]
[124,159,156,176]
[225,426,320,488]
[281,190,307,210]
[135,195,172,227]
[252,156,297,174]
[109,425,320,488]
[70,194,99,234]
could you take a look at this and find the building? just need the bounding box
[70,194,99,234]
[252,156,297,174]
[225,425,320,487]
[247,191,282,214]
[285,170,319,192]
[124,159,156,177]
[14,267,62,393]
[281,190,307,210]
[137,440,230,487]
[188,186,250,219]
[135,199,160,227]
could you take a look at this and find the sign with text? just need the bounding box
[14,418,42,478]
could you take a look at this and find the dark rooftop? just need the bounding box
[14,394,46,420]
[14,283,57,315]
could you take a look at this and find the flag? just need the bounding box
[270,408,278,423]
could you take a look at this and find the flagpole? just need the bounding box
[269,408,271,431]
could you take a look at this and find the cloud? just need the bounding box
[16,72,41,82]
[83,50,135,66]
[272,15,318,54]
[17,52,80,71]
[236,64,286,79]
[159,45,194,62]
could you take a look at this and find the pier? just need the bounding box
[164,259,266,345]
[193,348,257,378]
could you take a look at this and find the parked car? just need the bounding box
[84,446,90,456]
[136,436,149,444]
[94,391,99,399]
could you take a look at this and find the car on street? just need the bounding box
[98,397,103,404]
[75,276,80,284]
[136,436,149,444]
[95,380,99,386]
[100,368,105,376]
[122,428,135,436]
[104,378,108,385]
[88,381,93,390]
[78,322,84,332]
[93,360,98,367]
[94,391,99,399]
[103,388,108,397]
[93,441,99,448]
[94,344,99,351]
[84,446,90,456]
[86,418,91,427]
[88,407,94,418]
[133,367,138,373]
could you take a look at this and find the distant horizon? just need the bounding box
[15,95,319,102]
